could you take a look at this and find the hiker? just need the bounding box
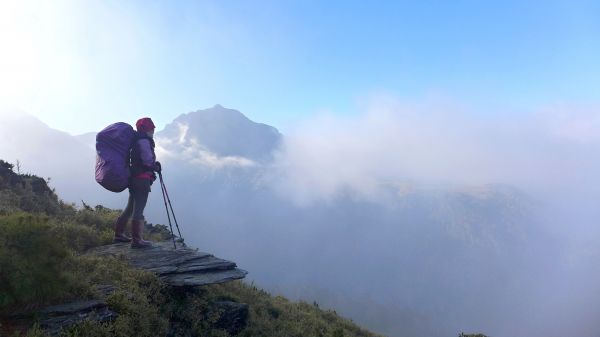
[113,117,161,248]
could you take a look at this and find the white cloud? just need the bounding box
[182,138,256,168]
[177,122,189,145]
[541,103,600,144]
[271,95,600,204]
[155,122,257,169]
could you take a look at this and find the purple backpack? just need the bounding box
[95,122,136,192]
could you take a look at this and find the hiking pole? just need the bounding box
[158,172,177,249]
[158,172,185,245]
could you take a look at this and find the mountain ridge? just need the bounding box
[0,107,544,337]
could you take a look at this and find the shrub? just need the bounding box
[0,213,80,311]
[69,205,121,232]
[49,221,113,252]
[0,160,68,216]
[205,281,380,337]
[0,189,20,214]
[78,256,169,337]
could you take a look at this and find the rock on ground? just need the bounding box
[89,240,248,286]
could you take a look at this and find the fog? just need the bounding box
[272,97,600,204]
[1,101,599,336]
[262,98,600,336]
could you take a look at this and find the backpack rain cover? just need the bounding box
[95,122,135,192]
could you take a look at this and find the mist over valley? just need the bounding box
[2,102,599,336]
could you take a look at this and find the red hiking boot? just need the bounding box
[113,217,131,243]
[131,219,152,249]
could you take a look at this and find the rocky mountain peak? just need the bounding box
[157,105,282,164]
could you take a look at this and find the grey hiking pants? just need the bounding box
[117,178,153,221]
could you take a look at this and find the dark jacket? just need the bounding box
[130,132,156,180]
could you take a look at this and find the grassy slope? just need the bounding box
[0,160,381,337]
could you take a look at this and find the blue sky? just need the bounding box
[1,0,599,134]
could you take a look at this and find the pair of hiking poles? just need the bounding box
[157,171,185,249]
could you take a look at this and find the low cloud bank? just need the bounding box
[272,96,600,206]
[265,96,600,336]
[156,122,257,169]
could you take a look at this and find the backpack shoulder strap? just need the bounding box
[130,132,155,151]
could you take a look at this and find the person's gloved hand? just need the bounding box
[154,161,162,173]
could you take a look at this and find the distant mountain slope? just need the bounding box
[0,112,97,204]
[75,131,97,150]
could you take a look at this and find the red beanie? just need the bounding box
[136,117,155,132]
